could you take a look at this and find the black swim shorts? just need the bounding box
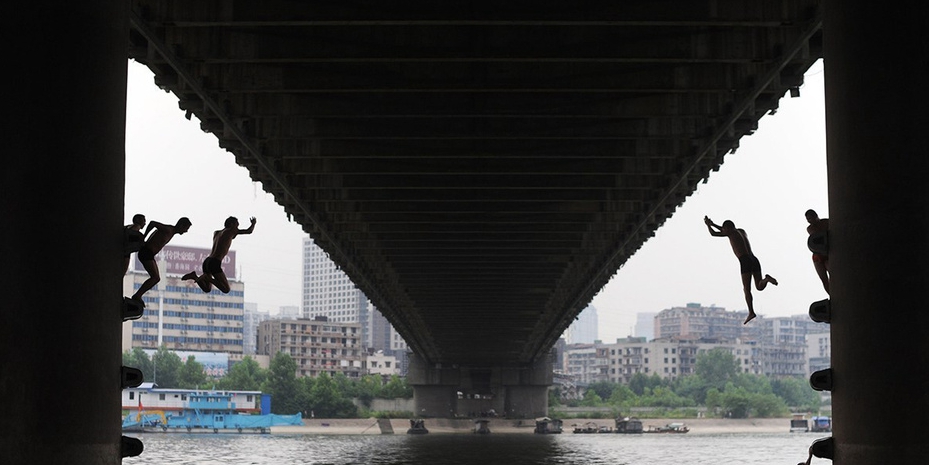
[203,256,224,275]
[738,254,761,274]
[137,246,156,261]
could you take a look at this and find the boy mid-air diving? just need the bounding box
[182,216,255,294]
[704,216,778,324]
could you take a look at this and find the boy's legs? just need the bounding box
[214,271,231,293]
[741,272,756,324]
[132,259,160,301]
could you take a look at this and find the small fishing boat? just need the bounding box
[407,418,429,434]
[810,416,832,433]
[614,417,644,434]
[473,419,491,434]
[790,414,810,433]
[572,421,612,433]
[534,417,563,434]
[644,422,689,434]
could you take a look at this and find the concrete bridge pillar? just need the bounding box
[407,354,553,419]
[2,2,128,464]
[824,1,929,463]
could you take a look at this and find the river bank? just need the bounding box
[271,417,791,435]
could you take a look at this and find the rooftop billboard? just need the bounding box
[133,245,236,280]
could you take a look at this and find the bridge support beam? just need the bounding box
[407,354,553,419]
[824,1,929,463]
[2,3,128,464]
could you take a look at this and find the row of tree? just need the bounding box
[552,348,822,418]
[122,348,412,417]
[124,346,820,419]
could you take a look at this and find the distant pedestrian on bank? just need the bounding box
[123,214,147,274]
[805,209,830,294]
[704,216,778,324]
[130,217,192,305]
[183,216,255,294]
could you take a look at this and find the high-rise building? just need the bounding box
[278,305,300,318]
[634,312,657,340]
[565,305,598,344]
[122,245,245,355]
[302,237,408,368]
[242,302,270,355]
[303,238,369,324]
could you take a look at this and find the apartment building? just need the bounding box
[594,336,762,384]
[122,245,245,355]
[654,303,748,340]
[257,316,363,378]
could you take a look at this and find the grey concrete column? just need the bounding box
[824,1,929,463]
[1,2,128,464]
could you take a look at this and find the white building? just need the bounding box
[565,305,599,344]
[302,237,409,372]
[242,302,270,355]
[634,312,657,340]
[366,351,400,377]
[302,238,369,324]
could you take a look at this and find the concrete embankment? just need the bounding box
[271,417,791,435]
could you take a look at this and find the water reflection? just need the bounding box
[124,432,815,465]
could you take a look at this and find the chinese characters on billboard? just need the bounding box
[133,245,236,280]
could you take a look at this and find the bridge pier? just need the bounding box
[824,1,929,463]
[407,354,552,419]
[2,2,128,464]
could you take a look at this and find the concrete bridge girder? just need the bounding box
[407,353,553,419]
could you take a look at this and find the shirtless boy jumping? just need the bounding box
[130,217,192,305]
[183,216,255,294]
[704,216,778,324]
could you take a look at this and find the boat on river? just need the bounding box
[121,384,302,433]
[533,417,563,434]
[614,417,644,434]
[810,416,832,433]
[473,419,491,434]
[790,414,810,432]
[572,421,612,434]
[407,418,429,434]
[644,422,689,433]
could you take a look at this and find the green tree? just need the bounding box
[262,352,302,414]
[673,374,710,404]
[628,372,663,396]
[772,376,821,411]
[353,374,384,408]
[695,348,739,390]
[638,386,695,408]
[122,347,154,382]
[587,381,616,401]
[177,355,208,389]
[607,384,635,406]
[720,384,752,418]
[151,345,182,388]
[308,373,357,418]
[705,387,722,414]
[382,375,412,399]
[217,356,267,391]
[548,387,562,407]
[580,389,603,407]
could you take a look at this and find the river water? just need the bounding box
[123,432,823,464]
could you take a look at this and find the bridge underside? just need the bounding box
[127,0,822,366]
[5,1,929,463]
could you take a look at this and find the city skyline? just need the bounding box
[126,59,828,342]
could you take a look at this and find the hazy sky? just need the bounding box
[125,59,828,342]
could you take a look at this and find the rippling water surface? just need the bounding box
[124,432,819,465]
